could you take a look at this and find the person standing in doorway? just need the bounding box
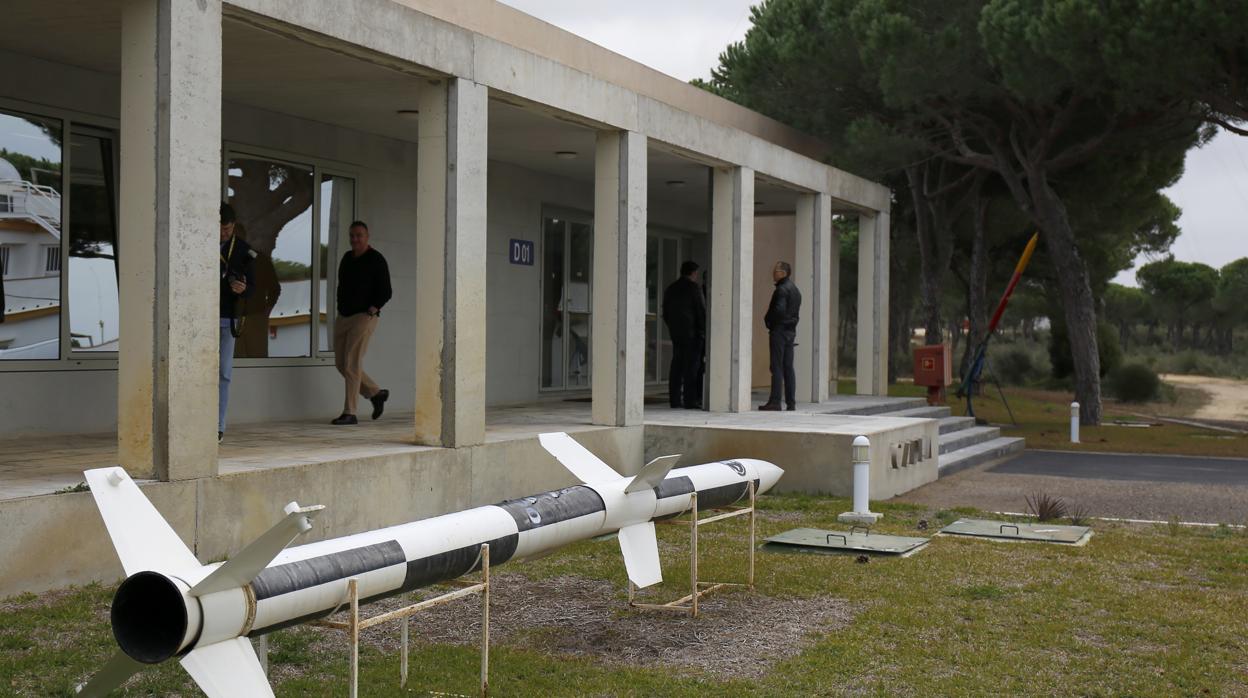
[759,261,801,412]
[662,260,706,409]
[331,221,392,425]
[219,203,255,442]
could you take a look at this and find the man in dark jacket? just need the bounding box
[219,202,255,442]
[760,261,801,411]
[331,221,392,425]
[662,261,706,408]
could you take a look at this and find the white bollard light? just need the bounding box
[839,435,882,524]
[1070,401,1080,444]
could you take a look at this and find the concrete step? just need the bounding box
[938,415,977,435]
[939,425,1001,455]
[938,437,1026,478]
[887,405,952,420]
[824,397,928,416]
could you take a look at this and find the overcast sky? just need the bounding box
[500,0,1248,286]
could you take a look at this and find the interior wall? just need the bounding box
[751,214,797,389]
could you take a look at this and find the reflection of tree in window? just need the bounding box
[227,158,314,358]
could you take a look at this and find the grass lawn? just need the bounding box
[836,379,1248,458]
[4,494,1246,696]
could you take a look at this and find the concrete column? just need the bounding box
[592,131,647,427]
[828,216,841,396]
[117,0,222,481]
[708,167,754,412]
[856,210,890,396]
[414,78,488,447]
[795,193,833,404]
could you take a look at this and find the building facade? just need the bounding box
[0,0,892,481]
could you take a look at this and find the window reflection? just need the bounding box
[318,174,355,353]
[227,156,314,358]
[68,131,118,352]
[0,111,62,360]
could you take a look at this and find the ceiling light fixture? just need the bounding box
[666,180,686,188]
[555,151,579,160]
[755,200,767,206]
[396,109,420,120]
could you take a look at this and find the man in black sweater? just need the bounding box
[662,260,706,408]
[760,261,801,411]
[331,221,392,425]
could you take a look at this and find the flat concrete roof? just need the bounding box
[396,0,836,164]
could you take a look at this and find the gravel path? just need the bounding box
[1161,374,1248,422]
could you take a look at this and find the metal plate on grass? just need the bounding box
[761,528,929,557]
[938,518,1092,545]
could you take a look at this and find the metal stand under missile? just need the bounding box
[627,482,756,618]
[310,543,492,697]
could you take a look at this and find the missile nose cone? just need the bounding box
[741,459,783,494]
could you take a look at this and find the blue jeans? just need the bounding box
[219,319,235,432]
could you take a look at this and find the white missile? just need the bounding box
[76,432,783,697]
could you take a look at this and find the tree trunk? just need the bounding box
[1030,178,1102,425]
[963,194,990,379]
[905,166,944,346]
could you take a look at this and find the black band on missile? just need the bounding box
[653,475,695,499]
[400,533,518,592]
[251,540,407,600]
[696,479,761,509]
[496,485,606,532]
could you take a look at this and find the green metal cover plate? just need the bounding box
[761,528,929,556]
[939,518,1093,545]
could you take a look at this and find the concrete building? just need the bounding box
[0,0,1008,598]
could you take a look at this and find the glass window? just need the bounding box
[540,217,565,390]
[0,111,62,360]
[566,222,592,388]
[68,131,119,352]
[227,156,314,358]
[318,174,355,353]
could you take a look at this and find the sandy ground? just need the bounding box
[1160,374,1248,422]
[893,459,1248,525]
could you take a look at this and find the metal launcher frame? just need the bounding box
[627,482,756,617]
[312,543,492,698]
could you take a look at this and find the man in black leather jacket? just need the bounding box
[760,261,801,411]
[662,261,706,408]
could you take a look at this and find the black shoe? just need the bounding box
[684,403,703,410]
[758,403,782,411]
[370,389,390,420]
[786,404,796,411]
[331,413,359,425]
[218,431,223,443]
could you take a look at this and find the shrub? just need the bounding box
[995,347,1036,385]
[1025,492,1068,522]
[1049,320,1121,379]
[1109,363,1161,402]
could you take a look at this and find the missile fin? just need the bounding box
[76,650,145,697]
[83,467,202,578]
[617,521,663,588]
[624,454,682,494]
[179,637,275,698]
[188,502,325,597]
[538,432,621,485]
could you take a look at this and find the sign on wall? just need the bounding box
[509,238,534,266]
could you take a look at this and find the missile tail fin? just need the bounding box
[84,467,202,578]
[75,650,145,697]
[179,637,274,698]
[617,521,663,588]
[189,502,324,597]
[624,454,682,494]
[538,432,621,485]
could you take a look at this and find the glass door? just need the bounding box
[540,212,593,391]
[645,231,699,385]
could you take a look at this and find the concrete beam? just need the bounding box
[829,216,842,396]
[117,0,222,481]
[708,167,754,413]
[856,211,890,396]
[795,193,833,404]
[415,78,488,447]
[592,131,647,427]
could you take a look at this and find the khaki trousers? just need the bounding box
[333,313,380,415]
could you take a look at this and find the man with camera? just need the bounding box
[219,203,255,442]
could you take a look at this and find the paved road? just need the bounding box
[990,450,1248,485]
[895,449,1248,524]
